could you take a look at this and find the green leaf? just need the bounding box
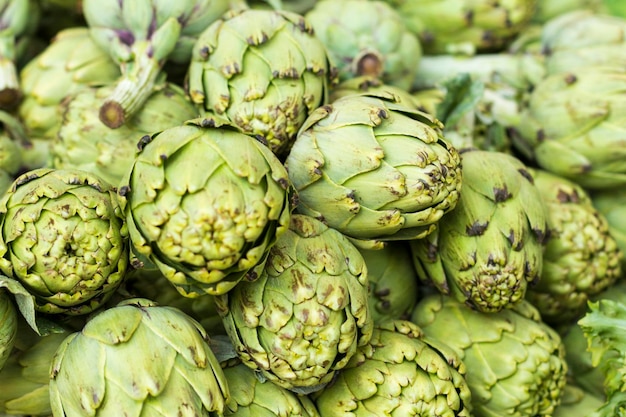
[435,73,484,129]
[0,276,40,335]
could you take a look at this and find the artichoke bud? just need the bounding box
[49,298,230,417]
[305,0,422,91]
[412,294,568,417]
[118,115,293,297]
[285,91,463,244]
[525,168,622,325]
[410,149,549,313]
[216,214,373,394]
[187,7,336,156]
[0,168,130,315]
[312,319,473,417]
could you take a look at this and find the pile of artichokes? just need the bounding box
[0,0,625,416]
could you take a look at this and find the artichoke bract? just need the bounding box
[187,8,334,156]
[591,187,626,270]
[0,290,17,372]
[18,27,121,143]
[0,168,129,315]
[83,0,230,128]
[359,241,420,323]
[215,214,372,393]
[118,116,293,297]
[222,362,321,417]
[305,0,422,91]
[312,320,473,417]
[512,66,626,190]
[383,0,537,55]
[284,92,462,246]
[524,168,622,325]
[51,82,198,188]
[409,149,549,313]
[411,294,568,417]
[49,298,230,417]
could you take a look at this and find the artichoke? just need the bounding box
[117,116,293,297]
[284,91,462,245]
[412,294,568,417]
[409,149,549,313]
[359,241,420,323]
[18,26,120,141]
[512,66,626,190]
[51,82,198,188]
[383,0,537,55]
[532,0,606,23]
[0,290,17,372]
[187,7,335,156]
[222,362,321,417]
[83,0,230,128]
[541,10,626,76]
[0,168,129,315]
[305,0,422,91]
[524,168,622,325]
[215,214,372,393]
[312,319,473,417]
[49,298,230,416]
[0,325,70,416]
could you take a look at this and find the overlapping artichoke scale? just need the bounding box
[223,363,321,417]
[286,94,462,241]
[49,300,229,416]
[121,121,292,297]
[411,295,568,417]
[313,320,472,417]
[0,169,128,314]
[216,214,372,392]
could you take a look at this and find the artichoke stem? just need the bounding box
[355,51,383,79]
[99,53,163,129]
[0,58,21,109]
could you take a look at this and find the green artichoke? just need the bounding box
[383,0,537,55]
[187,7,335,156]
[0,168,129,315]
[359,241,420,323]
[49,298,230,416]
[524,168,622,325]
[305,0,422,91]
[512,66,626,190]
[117,116,293,297]
[215,214,372,393]
[312,319,473,417]
[412,294,568,417]
[51,82,198,188]
[284,92,462,245]
[0,326,70,416]
[125,265,224,335]
[83,0,230,128]
[591,187,626,270]
[222,362,321,417]
[0,290,17,372]
[18,26,120,141]
[250,0,318,14]
[0,0,39,109]
[541,10,626,76]
[410,149,549,313]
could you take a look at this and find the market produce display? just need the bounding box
[1,0,626,416]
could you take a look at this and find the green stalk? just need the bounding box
[99,42,164,129]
